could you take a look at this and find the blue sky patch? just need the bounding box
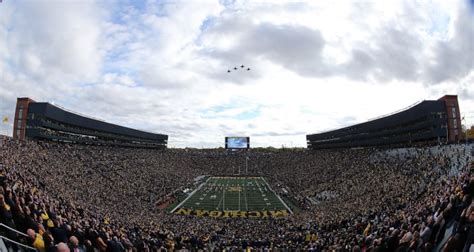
[202,102,261,120]
[234,107,261,120]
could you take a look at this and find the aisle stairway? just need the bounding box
[435,144,474,251]
[448,144,472,176]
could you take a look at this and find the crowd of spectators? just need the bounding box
[0,135,473,251]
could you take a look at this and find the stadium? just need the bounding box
[0,94,473,251]
[1,1,474,251]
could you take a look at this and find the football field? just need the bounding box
[171,177,292,218]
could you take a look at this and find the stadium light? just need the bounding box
[462,115,467,145]
[245,156,249,175]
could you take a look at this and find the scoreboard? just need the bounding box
[225,137,250,149]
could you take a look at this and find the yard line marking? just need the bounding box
[171,177,211,213]
[256,179,263,193]
[261,177,293,214]
[216,192,224,210]
[245,179,248,211]
[222,185,226,211]
[238,186,241,211]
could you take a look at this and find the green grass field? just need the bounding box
[171,177,292,218]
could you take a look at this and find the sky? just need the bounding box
[0,0,473,148]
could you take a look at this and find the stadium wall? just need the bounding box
[306,95,461,149]
[13,98,168,149]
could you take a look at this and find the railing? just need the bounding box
[0,223,37,251]
[50,102,106,123]
[365,100,423,123]
[309,100,425,136]
[0,224,28,238]
[0,235,37,251]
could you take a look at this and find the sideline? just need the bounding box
[261,177,293,214]
[171,177,211,213]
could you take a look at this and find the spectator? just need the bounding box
[27,228,46,252]
[0,135,472,250]
[69,235,85,252]
[57,242,71,252]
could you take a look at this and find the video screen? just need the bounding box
[225,137,250,149]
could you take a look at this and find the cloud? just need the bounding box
[253,130,306,137]
[425,1,474,84]
[1,0,473,147]
[341,0,473,85]
[344,26,423,82]
[201,17,328,81]
[245,23,327,77]
[6,1,104,83]
[199,0,473,86]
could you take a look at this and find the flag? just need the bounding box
[467,129,474,138]
[363,223,371,236]
[2,116,8,123]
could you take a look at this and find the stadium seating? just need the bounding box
[0,135,473,250]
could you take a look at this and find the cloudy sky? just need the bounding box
[0,0,473,148]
